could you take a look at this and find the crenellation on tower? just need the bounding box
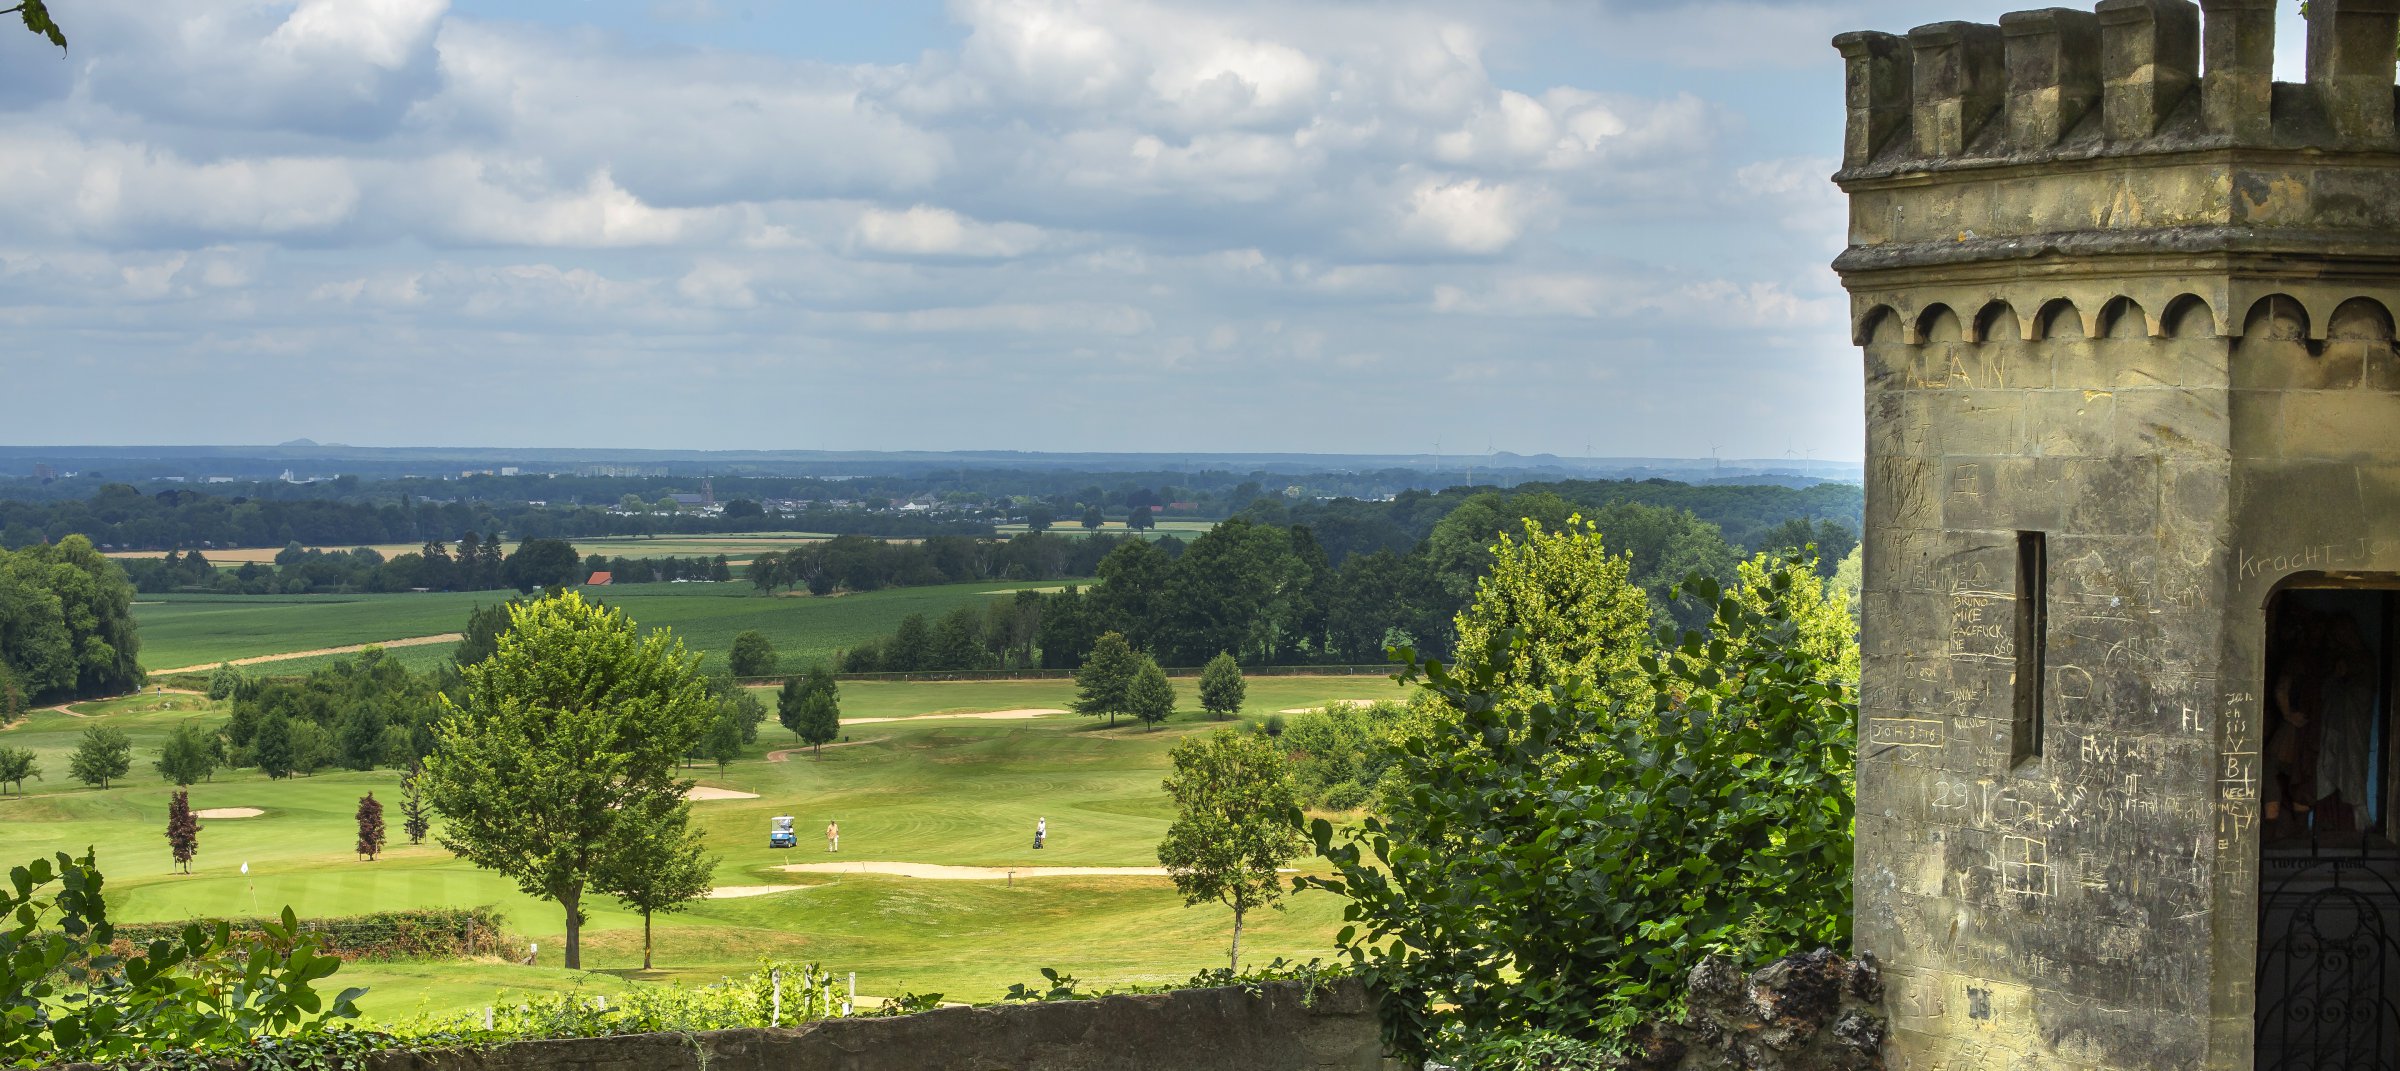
[2001,8,2103,150]
[1909,21,2007,157]
[1837,0,2400,173]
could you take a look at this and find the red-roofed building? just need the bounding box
[586,571,612,586]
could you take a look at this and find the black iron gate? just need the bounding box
[2258,855,2400,1071]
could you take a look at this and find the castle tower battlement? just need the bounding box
[1837,3,2400,1069]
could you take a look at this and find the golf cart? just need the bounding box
[769,816,797,849]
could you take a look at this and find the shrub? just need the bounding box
[1304,561,1856,1059]
[110,907,505,962]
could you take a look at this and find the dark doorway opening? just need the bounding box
[2256,585,2400,1071]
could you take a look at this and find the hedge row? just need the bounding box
[111,906,506,961]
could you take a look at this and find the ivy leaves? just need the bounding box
[8,1,65,53]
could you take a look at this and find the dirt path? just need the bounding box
[151,634,463,676]
[841,708,1063,726]
[707,884,816,899]
[778,861,1175,880]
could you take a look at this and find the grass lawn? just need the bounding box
[133,580,1087,678]
[0,674,1406,1021]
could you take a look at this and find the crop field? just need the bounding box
[101,533,847,567]
[133,579,1084,677]
[0,675,1409,1021]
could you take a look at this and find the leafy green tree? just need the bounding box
[705,706,745,773]
[884,613,933,672]
[1157,728,1306,970]
[1128,657,1176,731]
[1073,631,1141,727]
[420,591,714,970]
[155,724,218,786]
[400,765,430,846]
[453,600,518,667]
[1026,506,1054,533]
[1304,564,1857,1057]
[0,746,36,794]
[502,538,582,593]
[595,801,715,971]
[776,676,807,741]
[355,793,385,861]
[1198,652,1245,720]
[0,536,145,704]
[1127,507,1156,531]
[205,663,246,701]
[796,667,840,756]
[1080,504,1106,530]
[1449,516,1653,718]
[252,716,296,779]
[728,630,777,677]
[1423,492,1578,602]
[67,725,131,789]
[166,790,200,874]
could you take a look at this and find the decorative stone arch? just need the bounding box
[2330,296,2398,340]
[1913,303,1964,345]
[2031,297,2087,340]
[2243,294,2311,341]
[2096,295,2151,339]
[1854,304,1902,345]
[2160,294,2217,339]
[1972,299,2022,343]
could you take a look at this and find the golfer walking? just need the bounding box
[1034,816,1046,849]
[826,819,840,852]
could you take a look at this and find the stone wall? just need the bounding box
[348,980,1387,1071]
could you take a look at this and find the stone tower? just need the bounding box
[1834,1,2400,1067]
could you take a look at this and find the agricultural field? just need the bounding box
[992,519,1216,538]
[0,676,1409,1021]
[101,533,845,566]
[133,579,1083,677]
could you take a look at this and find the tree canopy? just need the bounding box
[1157,728,1306,971]
[0,537,143,704]
[419,591,715,970]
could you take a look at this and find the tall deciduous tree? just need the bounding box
[1157,728,1306,970]
[1073,632,1141,727]
[776,676,807,741]
[728,630,777,677]
[502,539,583,593]
[595,800,715,971]
[1128,657,1176,731]
[68,725,131,789]
[1449,516,1654,718]
[165,790,200,874]
[1198,653,1245,720]
[420,591,714,970]
[796,667,840,756]
[0,536,144,704]
[0,746,37,794]
[355,793,386,861]
[155,724,218,786]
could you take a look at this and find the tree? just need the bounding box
[594,802,715,971]
[793,667,840,756]
[705,706,745,773]
[1072,631,1141,727]
[0,536,145,704]
[0,746,36,794]
[1198,653,1246,720]
[1081,504,1106,530]
[728,630,777,677]
[68,725,131,789]
[400,765,430,846]
[206,663,246,701]
[1127,507,1156,531]
[1157,728,1306,971]
[155,723,218,786]
[502,538,582,593]
[166,790,201,874]
[10,0,64,52]
[419,591,714,970]
[1128,657,1176,731]
[454,600,518,667]
[253,716,297,779]
[355,793,386,861]
[776,676,807,741]
[1449,516,1654,718]
[1026,506,1054,533]
[884,613,932,672]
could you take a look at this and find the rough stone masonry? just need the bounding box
[1834,0,2400,1068]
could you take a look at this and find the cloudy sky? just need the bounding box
[0,1,2318,458]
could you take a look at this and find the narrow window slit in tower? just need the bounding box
[2013,531,2047,767]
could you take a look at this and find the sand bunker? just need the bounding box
[779,861,1172,880]
[1278,699,1380,713]
[707,884,814,900]
[685,786,760,801]
[194,808,264,819]
[844,709,1063,725]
